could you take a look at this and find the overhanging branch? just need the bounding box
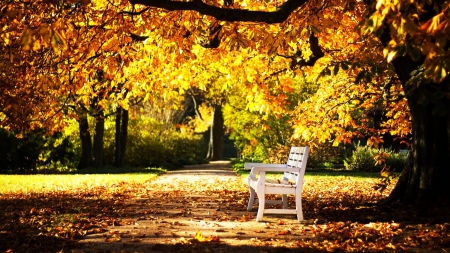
[129,0,307,23]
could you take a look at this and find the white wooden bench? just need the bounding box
[245,146,310,222]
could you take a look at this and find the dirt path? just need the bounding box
[73,162,307,253]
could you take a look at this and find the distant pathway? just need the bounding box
[146,160,244,197]
[169,160,236,175]
[151,161,239,186]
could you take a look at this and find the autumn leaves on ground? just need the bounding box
[0,165,449,253]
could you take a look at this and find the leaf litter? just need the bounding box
[0,167,449,253]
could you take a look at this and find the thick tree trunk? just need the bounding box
[405,87,450,206]
[385,55,450,206]
[211,104,224,161]
[77,112,92,169]
[114,107,128,167]
[93,111,104,168]
[373,0,450,207]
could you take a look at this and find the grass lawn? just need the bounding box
[0,172,163,194]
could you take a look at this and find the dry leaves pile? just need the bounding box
[0,170,449,253]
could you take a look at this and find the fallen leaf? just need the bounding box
[278,229,291,235]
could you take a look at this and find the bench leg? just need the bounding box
[256,196,265,221]
[295,193,303,221]
[255,186,266,221]
[247,186,256,211]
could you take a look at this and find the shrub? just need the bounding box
[170,136,207,165]
[126,136,168,167]
[0,129,77,173]
[344,144,408,172]
[0,129,44,172]
[122,119,206,169]
[306,144,348,169]
[385,150,409,172]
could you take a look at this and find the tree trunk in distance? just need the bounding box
[114,108,122,167]
[211,104,224,161]
[77,111,92,169]
[114,107,128,167]
[206,107,214,160]
[93,111,105,168]
[119,109,128,166]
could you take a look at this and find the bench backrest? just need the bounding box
[283,146,310,185]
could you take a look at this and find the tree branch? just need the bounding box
[119,6,150,15]
[190,94,204,121]
[129,0,307,23]
[277,32,324,69]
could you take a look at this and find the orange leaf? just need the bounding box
[278,229,291,235]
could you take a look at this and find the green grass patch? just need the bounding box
[25,166,167,175]
[0,171,164,194]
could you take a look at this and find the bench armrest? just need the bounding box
[244,163,286,170]
[250,166,300,175]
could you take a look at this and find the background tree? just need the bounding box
[1,1,163,169]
